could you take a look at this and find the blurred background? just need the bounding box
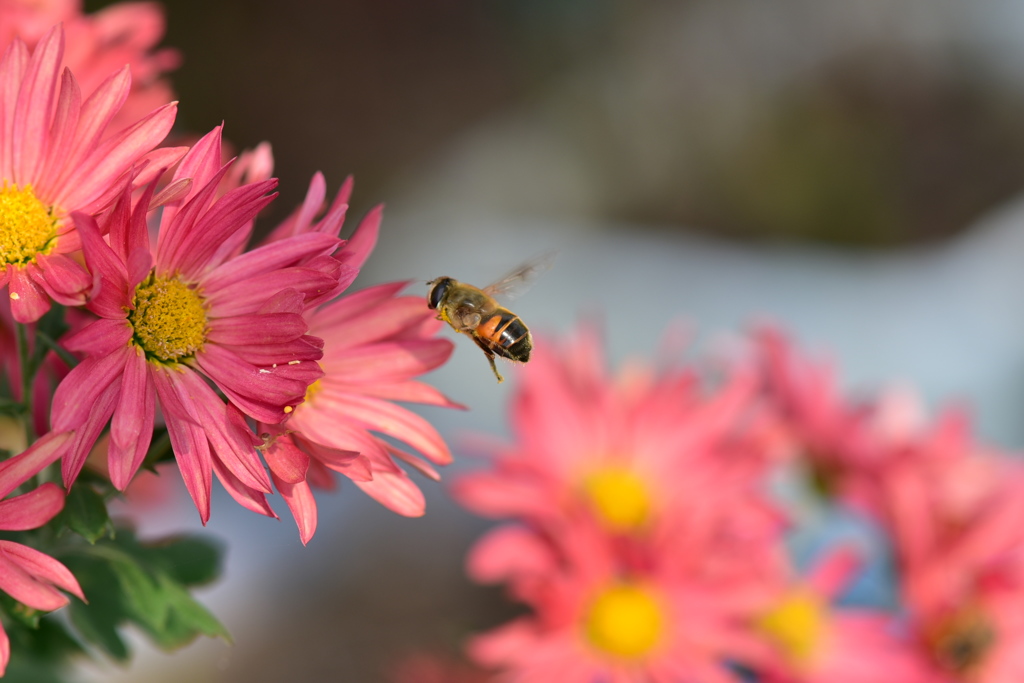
[78,0,1024,680]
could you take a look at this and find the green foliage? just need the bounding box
[55,484,114,545]
[58,528,228,662]
[2,616,83,683]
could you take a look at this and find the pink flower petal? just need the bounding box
[0,39,30,176]
[0,622,9,677]
[212,456,277,519]
[308,281,408,330]
[195,343,321,424]
[0,484,65,531]
[466,525,555,584]
[27,254,90,306]
[170,368,271,493]
[202,232,342,300]
[37,68,81,189]
[12,25,61,184]
[0,545,68,611]
[60,101,178,213]
[326,379,463,409]
[0,432,72,499]
[353,468,425,517]
[108,347,155,490]
[316,295,436,351]
[206,313,309,346]
[0,541,83,601]
[8,265,51,322]
[43,65,129,200]
[155,125,224,231]
[152,368,213,523]
[62,317,132,355]
[262,435,310,485]
[319,339,453,382]
[336,204,381,271]
[311,392,451,465]
[272,471,317,545]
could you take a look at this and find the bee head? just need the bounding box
[427,277,454,310]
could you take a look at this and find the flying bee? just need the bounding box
[427,254,554,383]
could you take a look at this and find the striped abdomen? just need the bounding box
[475,309,532,362]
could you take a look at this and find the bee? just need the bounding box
[427,254,553,383]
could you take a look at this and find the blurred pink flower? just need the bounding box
[0,1,179,130]
[49,126,340,523]
[753,549,931,683]
[467,520,768,683]
[755,326,939,515]
[453,325,786,582]
[0,431,85,676]
[258,187,457,543]
[878,427,1024,682]
[0,25,180,322]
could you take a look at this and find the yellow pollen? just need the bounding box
[0,184,57,266]
[756,591,826,666]
[584,583,665,660]
[130,276,208,362]
[582,465,652,532]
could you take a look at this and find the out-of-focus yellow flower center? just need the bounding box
[0,184,56,266]
[304,379,323,404]
[756,591,826,666]
[584,583,665,660]
[928,606,995,675]
[130,276,208,362]
[582,465,652,532]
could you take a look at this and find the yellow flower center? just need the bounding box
[584,583,665,660]
[0,184,57,266]
[129,276,208,362]
[756,591,826,667]
[304,378,323,404]
[928,606,995,675]
[582,465,652,532]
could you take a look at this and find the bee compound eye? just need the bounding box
[428,278,451,309]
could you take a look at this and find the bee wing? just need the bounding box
[481,251,557,301]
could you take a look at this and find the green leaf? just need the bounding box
[141,575,230,650]
[139,536,223,586]
[59,484,113,544]
[105,552,167,632]
[68,598,129,663]
[61,557,130,662]
[57,527,229,660]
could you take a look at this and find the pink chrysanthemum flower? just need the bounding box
[256,183,457,543]
[467,520,769,683]
[49,126,341,523]
[877,429,1024,682]
[0,1,179,130]
[452,326,785,582]
[0,431,85,676]
[752,549,932,683]
[755,326,942,515]
[0,25,179,322]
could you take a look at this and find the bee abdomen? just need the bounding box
[477,312,532,362]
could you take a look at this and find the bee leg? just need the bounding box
[471,336,504,383]
[485,353,504,383]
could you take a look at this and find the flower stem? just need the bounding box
[15,322,36,445]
